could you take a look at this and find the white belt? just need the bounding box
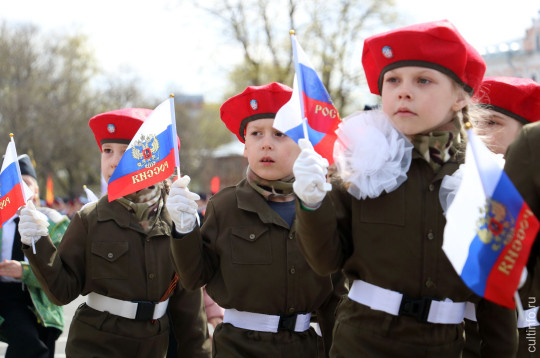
[223,309,311,333]
[518,306,540,328]
[348,280,466,324]
[464,301,477,321]
[86,292,168,320]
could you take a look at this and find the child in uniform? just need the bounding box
[166,82,343,357]
[292,20,517,357]
[18,108,211,358]
[473,77,540,156]
[487,79,540,357]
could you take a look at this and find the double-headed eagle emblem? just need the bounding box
[131,134,160,167]
[476,198,515,251]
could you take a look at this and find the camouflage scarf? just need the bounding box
[410,118,462,173]
[246,167,295,201]
[117,184,163,233]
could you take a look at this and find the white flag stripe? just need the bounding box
[126,98,173,150]
[273,75,302,133]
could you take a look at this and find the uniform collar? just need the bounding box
[236,179,292,229]
[96,195,172,237]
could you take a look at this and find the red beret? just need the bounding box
[475,77,540,124]
[362,19,486,96]
[220,82,293,143]
[89,108,152,151]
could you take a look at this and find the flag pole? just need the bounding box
[290,30,309,141]
[169,94,181,176]
[169,94,185,227]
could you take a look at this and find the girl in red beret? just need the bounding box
[17,108,211,358]
[462,77,540,358]
[166,82,345,357]
[473,76,540,156]
[292,20,518,357]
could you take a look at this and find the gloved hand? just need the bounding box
[519,267,528,290]
[18,201,49,246]
[166,175,200,234]
[293,138,331,208]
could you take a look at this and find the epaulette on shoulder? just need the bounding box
[37,207,68,224]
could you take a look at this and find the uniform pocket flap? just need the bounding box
[91,242,129,263]
[231,227,269,242]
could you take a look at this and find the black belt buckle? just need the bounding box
[133,300,156,321]
[278,314,298,331]
[398,295,432,323]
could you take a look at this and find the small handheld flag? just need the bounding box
[83,185,99,203]
[443,126,540,308]
[0,134,26,226]
[107,98,179,201]
[274,31,341,165]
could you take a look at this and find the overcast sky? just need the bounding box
[1,0,539,102]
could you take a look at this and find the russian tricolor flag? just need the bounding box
[443,128,539,308]
[274,34,340,164]
[108,98,179,201]
[0,137,26,226]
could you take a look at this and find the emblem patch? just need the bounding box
[382,46,393,59]
[131,134,160,168]
[250,99,258,110]
[476,198,515,251]
[107,124,116,133]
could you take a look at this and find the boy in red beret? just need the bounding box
[292,20,517,357]
[18,108,211,358]
[166,82,344,357]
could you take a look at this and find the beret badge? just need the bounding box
[250,99,258,110]
[382,46,393,59]
[107,124,116,133]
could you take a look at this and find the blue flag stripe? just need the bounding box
[299,63,332,104]
[109,125,174,183]
[0,162,20,196]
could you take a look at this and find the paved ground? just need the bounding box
[0,295,85,357]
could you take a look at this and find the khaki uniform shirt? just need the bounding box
[24,195,211,358]
[171,179,344,357]
[295,152,518,358]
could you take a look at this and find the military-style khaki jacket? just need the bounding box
[171,179,344,357]
[505,122,540,309]
[295,151,518,358]
[23,194,211,358]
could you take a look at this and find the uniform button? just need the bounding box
[428,184,435,192]
[148,273,155,279]
[427,231,434,240]
[107,252,114,259]
[289,266,296,274]
[288,233,294,240]
[425,278,434,288]
[288,307,295,313]
[146,238,151,242]
[249,234,255,240]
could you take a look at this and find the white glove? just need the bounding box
[166,175,200,234]
[18,201,49,246]
[293,138,331,208]
[519,267,528,289]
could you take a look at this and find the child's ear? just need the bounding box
[452,93,468,112]
[243,145,248,158]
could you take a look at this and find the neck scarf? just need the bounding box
[246,167,295,201]
[410,118,462,172]
[117,184,163,233]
